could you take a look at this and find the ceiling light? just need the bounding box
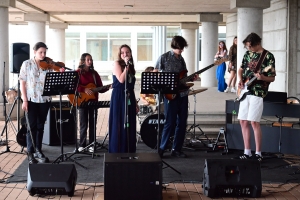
[124,5,133,8]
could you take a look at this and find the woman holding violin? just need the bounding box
[19,42,65,164]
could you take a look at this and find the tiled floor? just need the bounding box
[1,90,300,199]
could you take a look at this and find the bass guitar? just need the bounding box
[68,83,111,106]
[165,56,229,100]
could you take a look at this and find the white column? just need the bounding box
[198,13,223,87]
[230,0,271,83]
[48,23,68,62]
[0,2,11,104]
[24,13,49,56]
[181,23,198,74]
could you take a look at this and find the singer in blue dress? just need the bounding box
[109,44,138,153]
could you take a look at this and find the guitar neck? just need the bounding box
[180,64,214,83]
[93,84,111,92]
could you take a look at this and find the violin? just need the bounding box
[39,57,72,71]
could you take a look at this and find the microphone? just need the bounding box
[127,60,133,65]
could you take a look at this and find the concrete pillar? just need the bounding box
[180,23,198,74]
[48,23,68,63]
[230,0,271,83]
[0,0,14,104]
[198,13,223,87]
[154,26,166,62]
[24,13,49,56]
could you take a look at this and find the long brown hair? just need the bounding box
[117,44,136,75]
[78,53,94,71]
[218,41,228,53]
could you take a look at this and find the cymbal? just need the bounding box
[188,88,208,95]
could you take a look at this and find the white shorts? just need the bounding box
[237,95,263,122]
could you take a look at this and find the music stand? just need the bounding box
[141,71,181,174]
[42,71,79,164]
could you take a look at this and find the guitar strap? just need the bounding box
[255,49,268,73]
[92,70,97,86]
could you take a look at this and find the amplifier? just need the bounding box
[104,153,162,200]
[43,100,76,146]
[203,159,262,198]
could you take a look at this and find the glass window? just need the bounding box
[87,39,108,61]
[87,33,108,61]
[166,27,180,52]
[137,33,153,61]
[110,39,131,61]
[65,32,80,62]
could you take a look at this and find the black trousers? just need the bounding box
[26,101,51,153]
[78,107,97,147]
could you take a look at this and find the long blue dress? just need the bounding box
[216,62,227,92]
[108,74,137,153]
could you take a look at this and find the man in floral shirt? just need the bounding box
[233,33,276,162]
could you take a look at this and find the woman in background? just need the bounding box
[215,41,228,92]
[224,36,237,93]
[109,44,139,153]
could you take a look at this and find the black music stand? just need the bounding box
[42,71,80,165]
[141,72,181,174]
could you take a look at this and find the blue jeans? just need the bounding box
[160,95,188,152]
[26,101,51,153]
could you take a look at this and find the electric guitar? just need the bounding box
[235,76,257,102]
[165,56,229,100]
[68,83,111,106]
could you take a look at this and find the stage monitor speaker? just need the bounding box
[264,91,287,103]
[27,164,77,197]
[10,43,30,74]
[203,159,262,198]
[43,100,76,146]
[104,153,162,200]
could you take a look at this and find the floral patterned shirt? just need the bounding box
[19,58,52,103]
[241,50,276,98]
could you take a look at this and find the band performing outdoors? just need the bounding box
[4,34,280,162]
[5,32,300,199]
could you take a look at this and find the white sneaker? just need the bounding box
[78,147,84,152]
[89,147,94,153]
[224,87,230,93]
[231,87,237,93]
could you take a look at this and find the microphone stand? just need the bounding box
[124,64,130,153]
[1,62,23,155]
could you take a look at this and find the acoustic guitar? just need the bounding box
[165,57,229,100]
[16,117,27,147]
[68,83,111,106]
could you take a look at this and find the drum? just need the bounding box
[140,114,165,149]
[139,105,153,115]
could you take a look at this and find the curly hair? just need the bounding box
[78,53,94,70]
[242,32,262,47]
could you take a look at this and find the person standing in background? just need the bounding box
[215,41,228,92]
[109,44,139,153]
[224,36,237,93]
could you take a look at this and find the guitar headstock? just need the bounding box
[214,55,231,66]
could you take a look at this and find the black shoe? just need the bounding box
[34,150,50,163]
[28,153,38,164]
[171,150,187,158]
[158,148,164,158]
[253,154,263,162]
[232,154,252,160]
